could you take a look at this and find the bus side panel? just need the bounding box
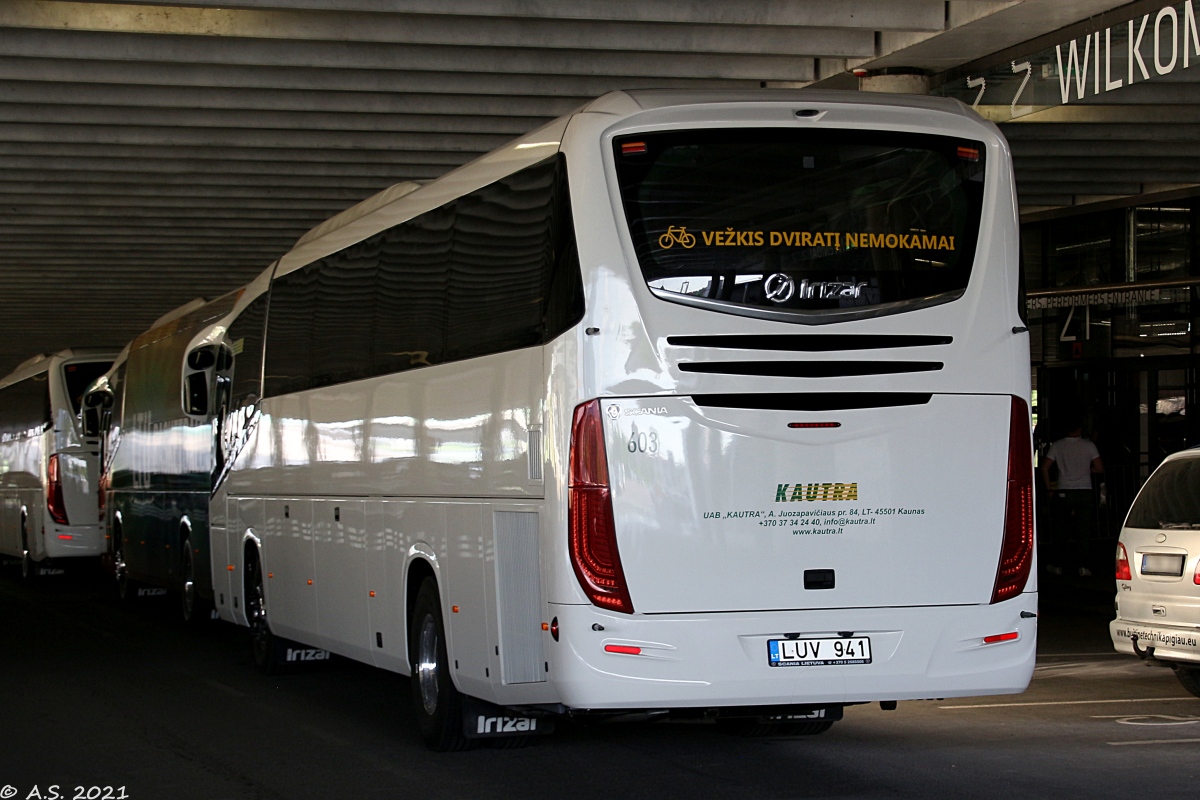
[225,349,544,501]
[211,503,230,618]
[365,499,404,671]
[312,497,371,661]
[260,497,316,644]
[443,501,492,697]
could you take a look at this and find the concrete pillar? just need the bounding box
[856,72,931,94]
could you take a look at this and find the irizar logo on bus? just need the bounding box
[764,274,868,304]
[776,483,859,502]
[285,647,330,662]
[476,715,538,734]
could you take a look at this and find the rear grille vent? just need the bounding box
[527,429,543,482]
[692,393,932,411]
[667,334,952,351]
[679,361,942,378]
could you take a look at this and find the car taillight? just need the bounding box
[47,453,70,525]
[568,399,634,614]
[1116,543,1132,581]
[992,397,1034,604]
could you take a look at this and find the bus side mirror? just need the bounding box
[81,389,113,437]
[183,344,233,417]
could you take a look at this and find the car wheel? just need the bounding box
[180,537,212,626]
[1175,665,1200,699]
[409,577,470,752]
[245,547,281,675]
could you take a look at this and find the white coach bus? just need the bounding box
[209,90,1035,750]
[0,349,117,578]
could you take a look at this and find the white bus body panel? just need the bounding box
[214,91,1034,712]
[602,394,1010,614]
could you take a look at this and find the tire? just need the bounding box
[409,577,470,752]
[1175,665,1200,699]
[20,517,35,582]
[114,527,134,603]
[245,547,282,675]
[180,537,213,626]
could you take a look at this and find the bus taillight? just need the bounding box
[568,400,634,614]
[47,453,70,525]
[991,397,1033,603]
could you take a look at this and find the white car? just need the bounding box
[1110,446,1200,697]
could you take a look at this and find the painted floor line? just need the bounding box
[940,697,1199,709]
[1108,738,1200,746]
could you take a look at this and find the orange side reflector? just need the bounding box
[267,572,273,579]
[541,622,549,631]
[983,631,1019,644]
[227,565,234,571]
[369,591,376,597]
[307,579,313,585]
[452,605,460,613]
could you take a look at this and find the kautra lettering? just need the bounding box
[775,483,858,502]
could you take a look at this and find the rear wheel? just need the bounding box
[245,546,281,675]
[1175,665,1200,698]
[114,526,134,602]
[409,577,470,752]
[20,516,35,582]
[180,537,212,626]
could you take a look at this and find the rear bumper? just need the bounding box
[42,524,106,559]
[1111,618,1200,666]
[548,592,1037,710]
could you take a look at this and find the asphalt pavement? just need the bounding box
[1,563,1197,800]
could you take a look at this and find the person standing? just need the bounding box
[1040,421,1104,577]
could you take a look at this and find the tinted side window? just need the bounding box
[0,374,50,439]
[264,154,583,398]
[227,294,268,406]
[446,158,560,361]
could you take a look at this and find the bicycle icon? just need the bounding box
[658,226,696,249]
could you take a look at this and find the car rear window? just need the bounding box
[1125,457,1200,529]
[613,127,987,323]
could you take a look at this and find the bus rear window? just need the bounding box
[64,360,113,415]
[1125,457,1200,530]
[613,128,986,323]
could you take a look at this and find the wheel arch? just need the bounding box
[405,555,438,665]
